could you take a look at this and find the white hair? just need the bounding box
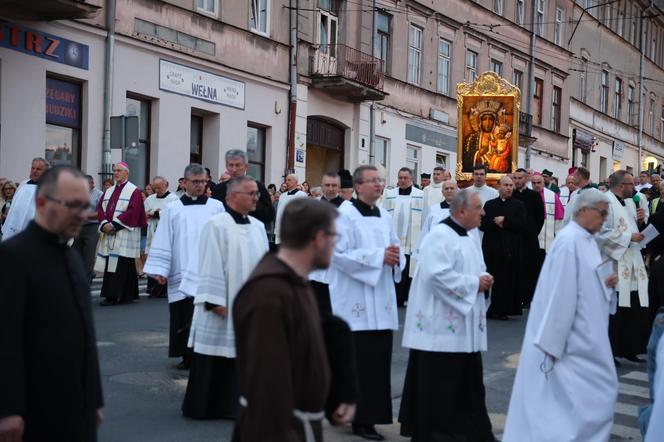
[572,188,610,217]
[449,188,476,215]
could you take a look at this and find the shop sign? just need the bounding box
[612,140,625,160]
[405,124,456,152]
[0,21,89,70]
[46,78,81,127]
[159,59,245,109]
[572,128,595,152]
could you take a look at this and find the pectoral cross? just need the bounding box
[446,310,460,334]
[352,303,365,318]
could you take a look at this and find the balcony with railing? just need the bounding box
[310,44,387,102]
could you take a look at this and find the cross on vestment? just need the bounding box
[352,303,365,318]
[446,310,460,334]
[415,310,425,331]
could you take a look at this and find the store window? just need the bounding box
[247,124,266,182]
[45,77,81,167]
[190,115,203,165]
[125,95,151,187]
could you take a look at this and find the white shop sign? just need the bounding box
[159,59,245,109]
[613,140,625,160]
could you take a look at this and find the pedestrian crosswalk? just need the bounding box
[611,367,650,440]
[90,277,149,298]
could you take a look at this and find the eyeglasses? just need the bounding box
[45,195,90,212]
[233,191,261,198]
[358,178,385,185]
[587,207,609,217]
[187,179,208,185]
[324,230,341,240]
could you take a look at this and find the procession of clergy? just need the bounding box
[6,152,664,442]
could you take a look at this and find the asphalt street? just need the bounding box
[93,279,649,442]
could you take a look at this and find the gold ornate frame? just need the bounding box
[456,72,520,182]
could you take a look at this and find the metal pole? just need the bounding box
[102,0,116,178]
[286,0,298,173]
[525,0,537,168]
[369,0,377,166]
[636,3,652,172]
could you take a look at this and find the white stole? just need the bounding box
[538,188,556,252]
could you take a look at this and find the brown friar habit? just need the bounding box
[232,254,331,442]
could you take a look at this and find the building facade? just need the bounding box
[0,0,661,188]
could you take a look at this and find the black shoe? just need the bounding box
[352,425,384,441]
[99,299,117,306]
[176,360,190,370]
[624,355,646,363]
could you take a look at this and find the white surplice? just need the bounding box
[181,213,268,358]
[402,221,488,353]
[502,221,618,442]
[143,192,179,253]
[144,198,225,304]
[468,184,498,207]
[382,187,424,256]
[274,189,308,244]
[421,183,443,227]
[328,202,405,331]
[596,191,648,307]
[1,180,36,241]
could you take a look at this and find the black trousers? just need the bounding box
[395,254,412,306]
[72,223,99,281]
[609,291,651,358]
[169,297,194,359]
[353,330,393,425]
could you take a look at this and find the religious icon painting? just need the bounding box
[456,72,521,181]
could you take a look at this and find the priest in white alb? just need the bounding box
[597,170,650,364]
[1,158,49,241]
[503,189,619,442]
[421,166,449,225]
[143,176,178,298]
[144,164,225,369]
[382,167,424,307]
[420,180,457,239]
[468,165,498,207]
[328,165,405,441]
[531,173,564,252]
[399,189,496,441]
[180,176,268,419]
[274,174,308,245]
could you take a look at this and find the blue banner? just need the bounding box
[46,78,81,127]
[0,21,89,70]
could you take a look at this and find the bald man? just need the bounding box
[274,174,308,245]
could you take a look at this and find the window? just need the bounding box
[600,70,609,113]
[247,125,266,181]
[513,69,524,104]
[651,30,657,61]
[586,0,598,17]
[631,7,639,46]
[618,5,625,37]
[604,3,613,28]
[318,2,338,56]
[45,77,81,168]
[125,96,151,187]
[650,97,656,135]
[374,11,390,73]
[437,39,451,95]
[196,0,217,16]
[627,85,635,125]
[600,156,607,182]
[466,49,478,82]
[613,78,622,119]
[373,137,389,170]
[436,152,448,169]
[406,145,420,179]
[516,0,525,24]
[536,0,545,36]
[190,115,203,164]
[490,59,503,76]
[554,8,564,45]
[493,0,504,15]
[407,25,422,84]
[581,150,589,169]
[250,0,269,35]
[579,63,588,103]
[534,78,543,125]
[551,85,561,132]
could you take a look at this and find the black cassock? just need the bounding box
[481,197,527,316]
[512,187,545,305]
[646,210,664,324]
[0,222,103,441]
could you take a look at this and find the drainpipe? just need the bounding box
[525,0,537,169]
[102,0,115,179]
[636,2,653,172]
[286,0,298,174]
[369,0,376,165]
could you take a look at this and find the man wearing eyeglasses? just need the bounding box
[180,175,268,419]
[144,163,225,370]
[597,170,650,366]
[95,161,147,307]
[0,166,104,442]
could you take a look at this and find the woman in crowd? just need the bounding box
[0,180,16,228]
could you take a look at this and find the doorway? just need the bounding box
[306,118,344,185]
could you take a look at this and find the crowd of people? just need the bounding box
[4,153,664,442]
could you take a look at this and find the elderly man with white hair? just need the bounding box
[503,188,619,442]
[399,188,496,441]
[274,174,308,245]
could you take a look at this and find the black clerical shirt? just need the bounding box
[398,186,413,196]
[352,198,380,217]
[181,195,208,206]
